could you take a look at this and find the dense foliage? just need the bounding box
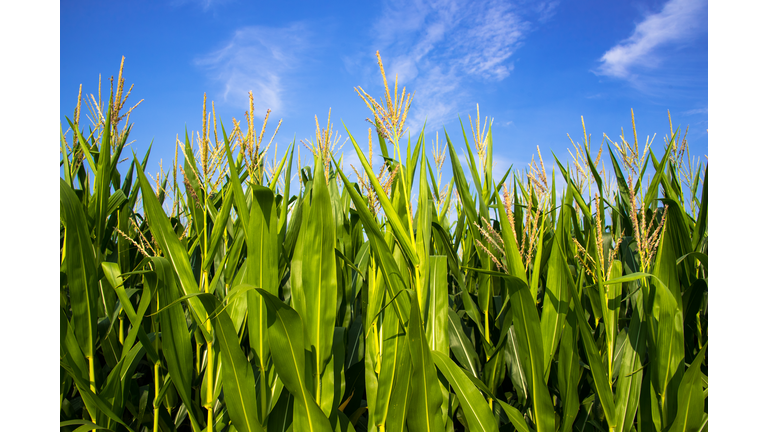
[60,58,707,432]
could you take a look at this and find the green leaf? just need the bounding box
[445,130,492,320]
[100,262,159,364]
[61,180,98,359]
[415,141,433,316]
[202,182,234,272]
[406,290,444,432]
[426,256,449,356]
[198,293,264,432]
[60,361,136,432]
[447,309,481,379]
[432,351,499,432]
[669,343,707,432]
[650,224,686,429]
[60,420,115,432]
[614,302,647,432]
[298,157,338,415]
[92,101,113,255]
[245,184,279,420]
[133,154,212,341]
[152,257,202,432]
[540,196,574,377]
[258,289,333,432]
[374,289,412,430]
[497,400,535,432]
[565,270,617,427]
[341,122,419,266]
[691,167,707,253]
[556,308,580,432]
[470,269,555,432]
[332,155,411,324]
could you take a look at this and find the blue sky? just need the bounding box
[60,0,708,193]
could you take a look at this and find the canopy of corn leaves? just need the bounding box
[60,57,708,432]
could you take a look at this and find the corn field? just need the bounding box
[60,57,708,432]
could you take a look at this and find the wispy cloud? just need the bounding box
[194,23,308,113]
[170,0,233,11]
[595,0,706,80]
[361,0,557,130]
[681,107,707,116]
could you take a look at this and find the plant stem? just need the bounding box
[154,361,160,432]
[87,355,97,422]
[153,269,161,432]
[87,356,96,393]
[200,176,215,432]
[204,270,214,432]
[118,316,124,345]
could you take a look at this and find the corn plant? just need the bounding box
[60,55,707,432]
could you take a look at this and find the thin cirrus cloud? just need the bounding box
[366,0,557,130]
[194,23,308,114]
[169,0,233,11]
[595,0,707,80]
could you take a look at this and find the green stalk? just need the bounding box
[153,271,161,432]
[87,356,96,394]
[197,343,202,376]
[154,362,161,432]
[206,308,214,432]
[484,311,491,410]
[118,316,124,345]
[392,136,420,286]
[201,178,214,432]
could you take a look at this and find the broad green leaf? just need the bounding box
[415,141,433,315]
[600,260,624,382]
[406,290,444,432]
[650,225,686,429]
[152,257,201,432]
[497,400,534,432]
[267,389,294,432]
[61,310,89,386]
[258,289,333,432]
[342,122,419,266]
[61,180,98,359]
[426,256,449,355]
[293,156,338,415]
[133,154,212,341]
[477,270,555,432]
[556,308,580,432]
[444,131,492,320]
[691,167,707,253]
[202,182,234,272]
[504,325,529,408]
[60,361,136,432]
[668,343,706,432]
[332,156,411,323]
[432,351,499,432]
[92,101,113,257]
[447,309,481,379]
[540,195,574,377]
[565,270,617,428]
[100,262,159,364]
[245,184,279,421]
[198,294,263,432]
[374,291,411,430]
[614,303,647,432]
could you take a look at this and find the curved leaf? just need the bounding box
[432,351,499,432]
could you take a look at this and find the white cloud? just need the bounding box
[170,0,233,11]
[363,0,554,131]
[595,0,706,79]
[194,23,308,113]
[681,107,708,116]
